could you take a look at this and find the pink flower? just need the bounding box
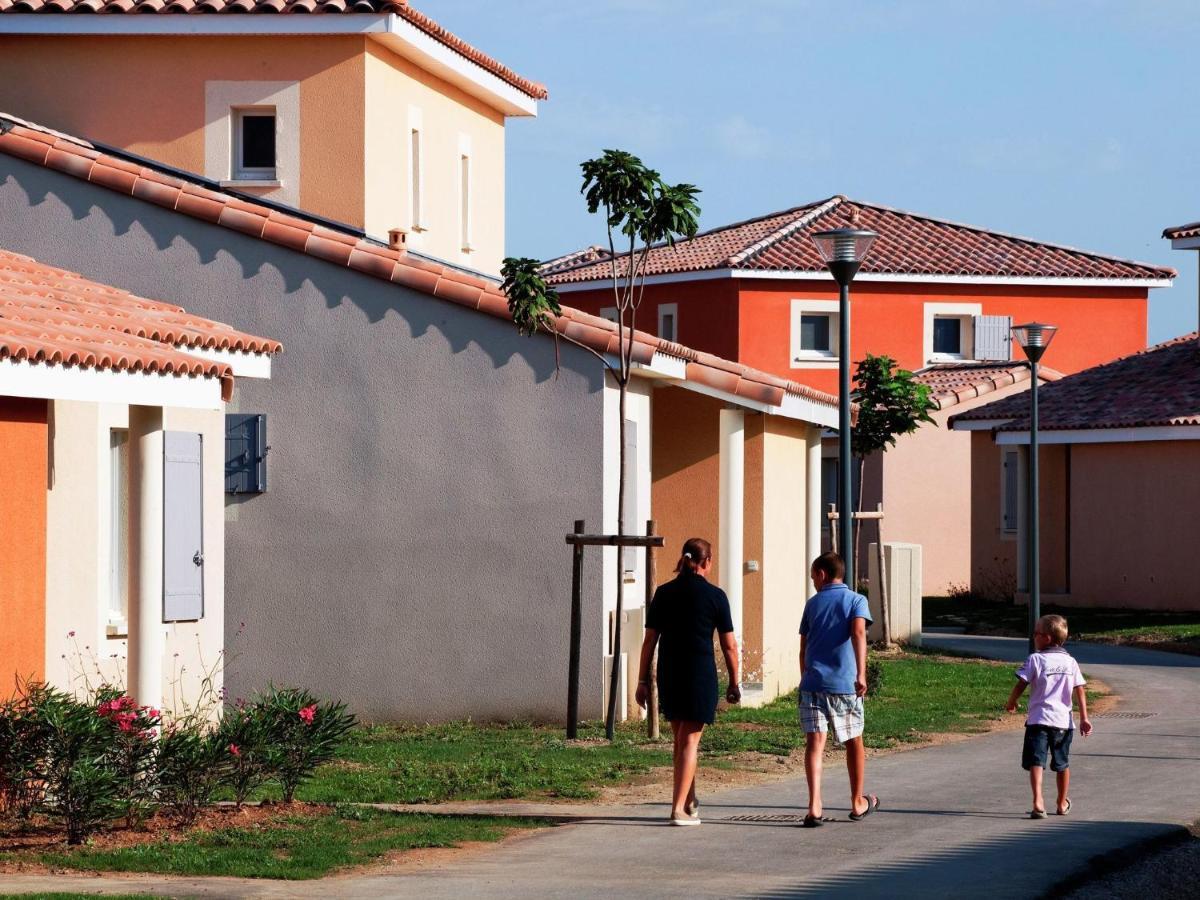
[68,630,75,637]
[229,743,241,757]
[298,704,317,725]
[148,708,160,719]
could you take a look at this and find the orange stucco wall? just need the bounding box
[737,280,1149,393]
[1067,442,1200,609]
[0,397,48,695]
[560,280,741,362]
[0,35,367,228]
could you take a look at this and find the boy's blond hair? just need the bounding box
[1037,614,1068,646]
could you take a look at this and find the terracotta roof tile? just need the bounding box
[0,248,282,401]
[546,196,1174,285]
[914,362,1063,411]
[949,334,1200,431]
[0,113,836,417]
[0,0,547,101]
[1163,221,1200,240]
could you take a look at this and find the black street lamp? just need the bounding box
[811,227,878,588]
[1012,322,1058,652]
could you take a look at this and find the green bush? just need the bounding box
[215,703,274,807]
[155,717,229,825]
[254,687,356,803]
[0,683,54,822]
[93,688,160,829]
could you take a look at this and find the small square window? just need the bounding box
[933,317,963,355]
[233,109,276,179]
[658,304,678,343]
[800,314,832,352]
[600,307,618,324]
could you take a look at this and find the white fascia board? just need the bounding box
[1169,236,1200,250]
[376,16,538,117]
[0,358,223,410]
[950,418,1015,432]
[0,13,539,118]
[996,425,1200,445]
[175,345,272,379]
[554,268,1171,291]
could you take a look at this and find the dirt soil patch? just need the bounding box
[0,802,324,874]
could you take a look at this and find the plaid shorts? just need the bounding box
[799,691,865,744]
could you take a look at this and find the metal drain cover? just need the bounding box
[1093,712,1157,719]
[723,814,809,823]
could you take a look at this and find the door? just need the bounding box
[163,431,204,622]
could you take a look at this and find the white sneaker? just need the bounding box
[670,814,701,826]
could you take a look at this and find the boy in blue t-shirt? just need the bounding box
[797,552,879,827]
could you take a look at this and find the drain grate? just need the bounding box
[723,814,809,823]
[1093,712,1157,719]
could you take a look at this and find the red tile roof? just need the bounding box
[0,247,281,401]
[545,196,1175,285]
[949,333,1200,432]
[1163,221,1200,240]
[0,114,836,417]
[0,0,548,101]
[915,362,1063,411]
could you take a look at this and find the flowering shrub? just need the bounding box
[94,688,159,828]
[155,716,229,826]
[0,684,54,822]
[215,703,273,808]
[255,687,356,803]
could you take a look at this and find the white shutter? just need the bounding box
[973,315,1013,361]
[623,420,639,574]
[163,432,204,622]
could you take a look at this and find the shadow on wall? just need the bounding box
[744,819,1187,899]
[7,171,574,387]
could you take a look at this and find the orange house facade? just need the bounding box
[545,197,1173,393]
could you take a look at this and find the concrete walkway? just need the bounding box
[3,635,1197,899]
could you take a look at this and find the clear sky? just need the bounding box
[430,0,1198,343]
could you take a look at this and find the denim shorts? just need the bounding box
[1022,724,1073,772]
[799,691,864,744]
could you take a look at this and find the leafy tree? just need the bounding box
[503,149,700,739]
[851,354,936,644]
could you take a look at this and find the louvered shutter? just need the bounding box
[225,413,267,493]
[973,315,1013,361]
[164,431,204,622]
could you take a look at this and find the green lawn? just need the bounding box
[925,596,1200,652]
[15,807,545,881]
[291,652,1021,804]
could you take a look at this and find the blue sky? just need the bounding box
[431,0,1198,342]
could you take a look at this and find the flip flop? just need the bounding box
[800,814,833,828]
[1029,809,1047,819]
[670,814,701,827]
[1058,799,1071,816]
[849,795,880,822]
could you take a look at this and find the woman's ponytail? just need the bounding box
[674,537,713,575]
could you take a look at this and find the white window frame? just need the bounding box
[657,303,678,342]
[923,302,982,363]
[790,299,840,368]
[232,106,277,181]
[108,428,130,632]
[409,106,426,234]
[204,81,297,203]
[458,133,473,254]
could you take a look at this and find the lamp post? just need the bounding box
[1012,322,1058,652]
[811,227,878,589]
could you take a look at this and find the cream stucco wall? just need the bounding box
[364,40,506,274]
[43,400,225,716]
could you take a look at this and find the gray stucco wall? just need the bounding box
[0,159,606,722]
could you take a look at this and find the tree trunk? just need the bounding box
[853,455,866,592]
[605,379,627,740]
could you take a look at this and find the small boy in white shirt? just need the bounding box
[1005,614,1093,819]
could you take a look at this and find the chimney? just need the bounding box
[388,228,408,251]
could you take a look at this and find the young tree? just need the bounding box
[851,354,936,644]
[503,150,700,739]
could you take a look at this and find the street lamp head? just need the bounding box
[1012,322,1058,364]
[811,228,878,287]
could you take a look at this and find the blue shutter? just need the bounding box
[164,431,204,622]
[225,414,267,493]
[973,315,1013,361]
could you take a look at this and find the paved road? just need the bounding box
[3,635,1197,899]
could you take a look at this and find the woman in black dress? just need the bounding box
[635,537,740,826]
